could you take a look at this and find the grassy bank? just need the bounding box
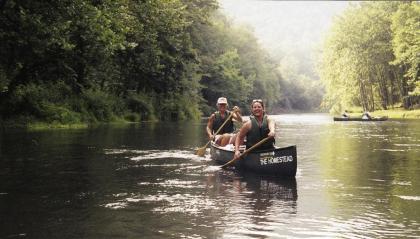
[27,122,90,130]
[1,119,89,130]
[0,114,167,130]
[0,117,135,130]
[372,109,420,119]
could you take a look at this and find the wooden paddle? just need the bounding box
[221,136,273,168]
[196,110,236,157]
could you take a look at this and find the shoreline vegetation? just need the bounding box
[2,108,419,131]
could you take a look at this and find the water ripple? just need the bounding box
[138,179,206,189]
[130,150,208,161]
[392,181,412,186]
[395,195,420,201]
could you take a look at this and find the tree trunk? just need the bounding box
[359,79,367,111]
[376,65,388,110]
[369,82,375,111]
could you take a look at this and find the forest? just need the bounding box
[319,2,419,113]
[0,1,418,125]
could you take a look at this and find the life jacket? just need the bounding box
[246,115,275,150]
[212,111,234,134]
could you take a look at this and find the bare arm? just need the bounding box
[206,114,215,140]
[233,121,251,160]
[267,117,275,138]
[231,106,243,123]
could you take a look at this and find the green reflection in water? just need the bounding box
[318,120,420,234]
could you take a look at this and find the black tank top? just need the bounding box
[212,111,234,134]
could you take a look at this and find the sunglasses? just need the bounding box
[251,99,264,109]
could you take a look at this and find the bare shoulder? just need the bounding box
[242,120,252,130]
[237,120,251,137]
[266,115,274,122]
[207,114,215,124]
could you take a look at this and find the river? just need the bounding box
[1,114,419,238]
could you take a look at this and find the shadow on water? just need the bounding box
[238,171,298,202]
[204,170,298,238]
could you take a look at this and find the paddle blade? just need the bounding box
[196,140,211,157]
[196,146,207,157]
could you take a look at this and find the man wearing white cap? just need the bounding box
[206,97,242,146]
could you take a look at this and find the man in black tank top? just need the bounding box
[233,99,275,160]
[206,97,242,146]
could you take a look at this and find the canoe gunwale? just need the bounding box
[210,142,296,154]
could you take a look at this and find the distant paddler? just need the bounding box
[342,110,350,118]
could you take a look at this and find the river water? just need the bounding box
[0,114,419,238]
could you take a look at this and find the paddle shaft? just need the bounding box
[221,136,273,168]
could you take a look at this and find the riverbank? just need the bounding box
[373,109,420,119]
[0,116,167,130]
[0,119,89,130]
[0,117,133,130]
[2,108,419,130]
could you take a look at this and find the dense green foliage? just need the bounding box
[196,14,283,115]
[319,2,419,113]
[2,1,417,124]
[0,0,289,124]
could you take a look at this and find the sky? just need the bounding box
[218,0,350,59]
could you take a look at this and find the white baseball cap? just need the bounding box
[217,97,228,105]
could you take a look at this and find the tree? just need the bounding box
[391,2,420,108]
[319,2,407,113]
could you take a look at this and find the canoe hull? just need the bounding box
[333,116,388,121]
[210,142,297,177]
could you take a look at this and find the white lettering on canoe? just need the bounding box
[260,155,293,165]
[260,152,275,156]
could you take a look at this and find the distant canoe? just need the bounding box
[333,116,388,121]
[210,142,297,177]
